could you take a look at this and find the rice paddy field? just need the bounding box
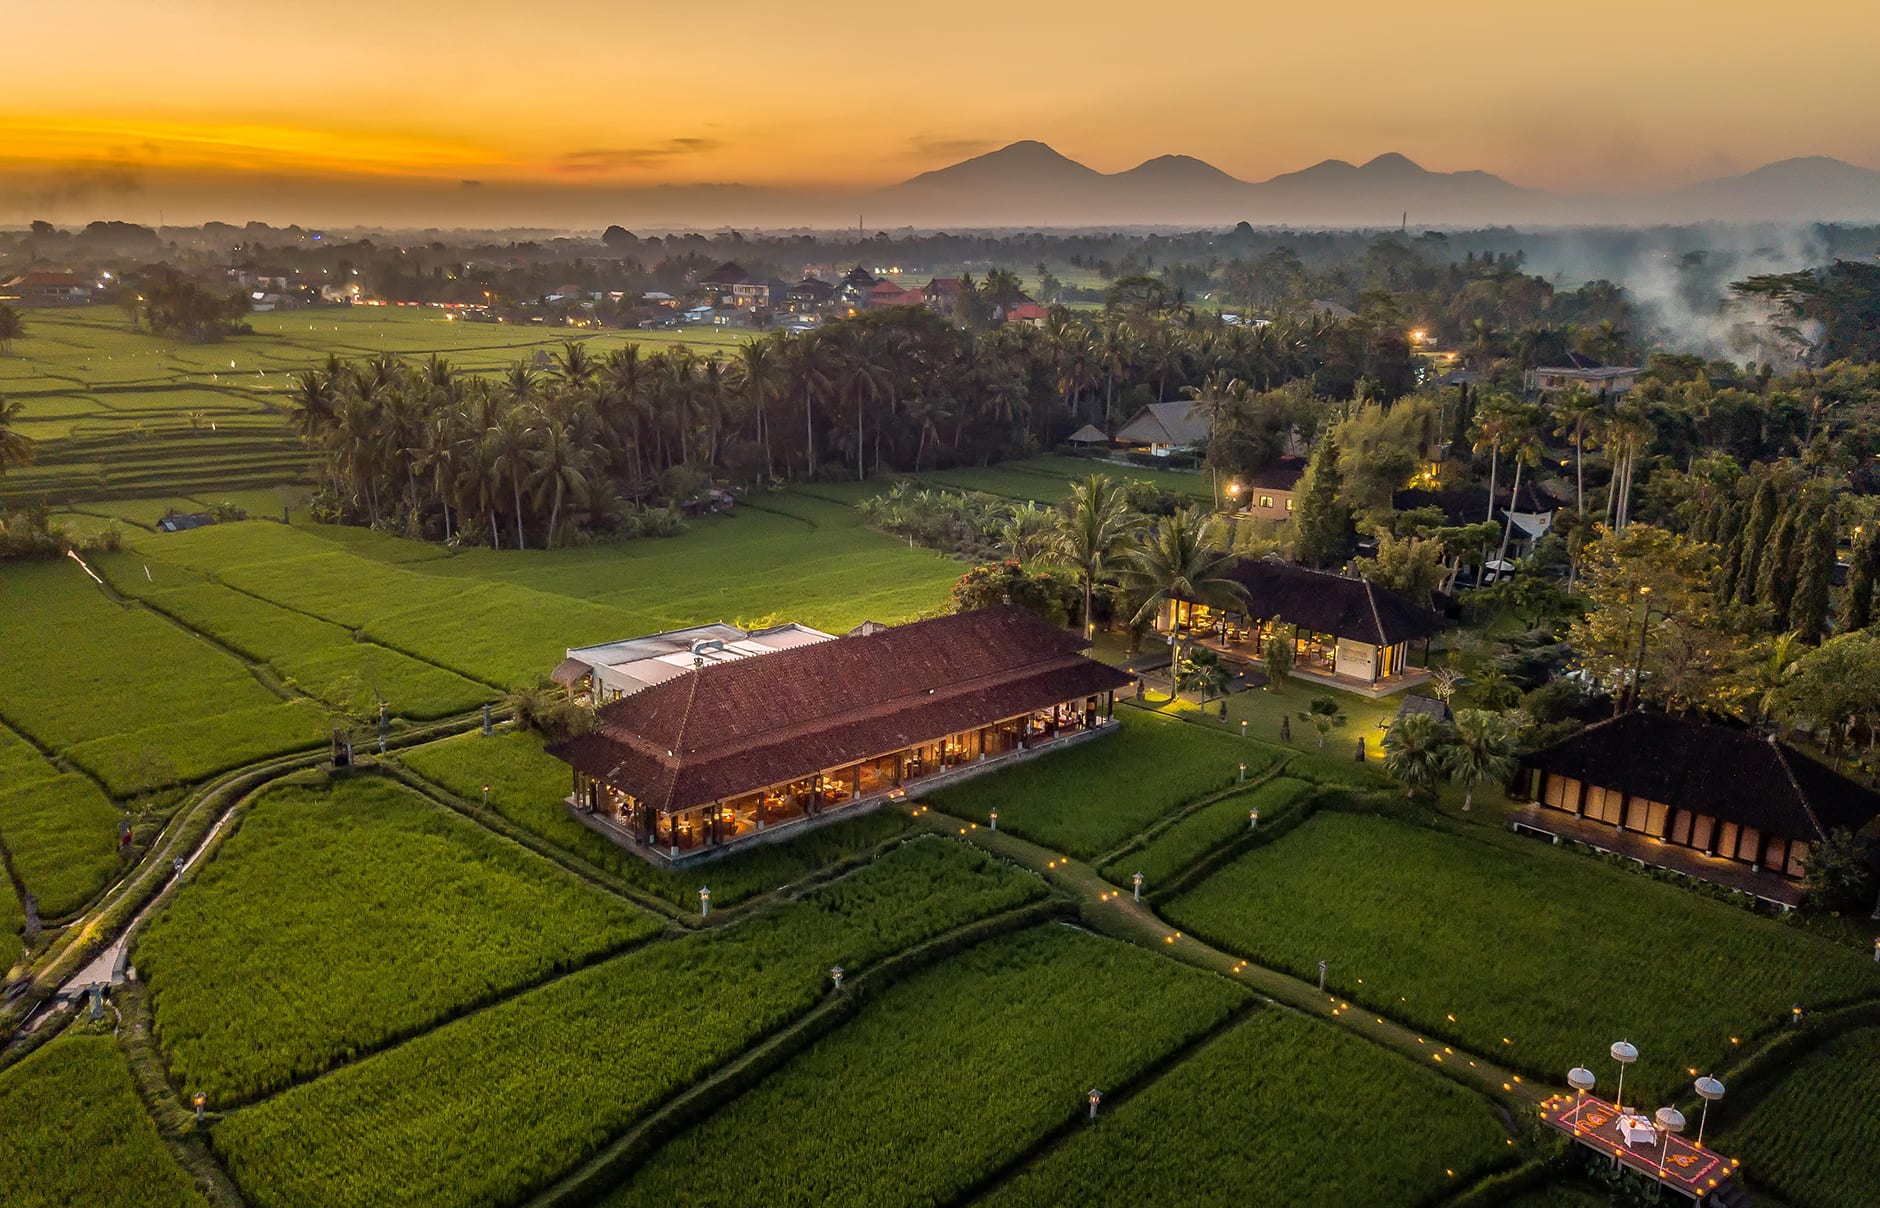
[0,1031,208,1208]
[0,306,744,507]
[1164,810,1880,1104]
[1722,1028,1880,1208]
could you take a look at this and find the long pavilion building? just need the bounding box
[549,608,1134,865]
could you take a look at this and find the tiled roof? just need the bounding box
[1246,456,1305,491]
[1221,558,1443,646]
[551,608,1132,812]
[699,261,750,285]
[1116,401,1210,448]
[1523,712,1880,841]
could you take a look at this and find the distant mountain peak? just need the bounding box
[1360,151,1426,174]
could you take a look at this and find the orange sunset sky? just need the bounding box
[5,0,1878,227]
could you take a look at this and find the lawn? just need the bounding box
[600,924,1248,1208]
[983,1007,1513,1207]
[1723,1027,1880,1208]
[211,837,1046,1208]
[925,708,1276,858]
[1165,811,1880,1103]
[396,729,913,908]
[0,773,125,918]
[0,1031,208,1208]
[136,775,660,1104]
[0,558,323,794]
[1101,774,1317,888]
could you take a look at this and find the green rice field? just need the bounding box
[1165,811,1880,1103]
[0,1031,208,1208]
[1724,1028,1880,1208]
[135,775,660,1104]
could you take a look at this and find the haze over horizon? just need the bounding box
[7,0,1880,229]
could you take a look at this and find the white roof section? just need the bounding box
[565,621,835,699]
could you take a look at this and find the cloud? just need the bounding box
[553,138,725,174]
[907,135,1000,160]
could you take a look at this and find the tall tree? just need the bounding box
[1120,508,1247,693]
[1053,474,1138,637]
[1382,710,1453,800]
[1550,387,1602,518]
[486,404,536,551]
[1843,523,1877,633]
[1289,429,1349,569]
[0,394,36,476]
[0,302,23,354]
[1735,474,1782,608]
[1446,709,1517,812]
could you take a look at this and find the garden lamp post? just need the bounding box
[1610,1040,1638,1114]
[1240,719,1247,738]
[193,1092,206,1123]
[989,809,998,831]
[482,783,491,807]
[1249,808,1259,831]
[1654,1106,1685,1178]
[1238,762,1247,784]
[1131,871,1143,902]
[698,887,710,919]
[1567,1067,1596,1130]
[1086,1088,1102,1120]
[1317,960,1329,991]
[1693,1076,1725,1147]
[830,965,844,992]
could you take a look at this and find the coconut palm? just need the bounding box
[1468,392,1516,525]
[529,414,591,549]
[731,335,784,481]
[1299,695,1346,750]
[0,302,23,354]
[485,404,536,550]
[0,393,36,475]
[1382,709,1453,799]
[1053,474,1137,637]
[1492,402,1544,572]
[1550,387,1603,518]
[1119,507,1247,699]
[1446,708,1517,811]
[999,503,1057,566]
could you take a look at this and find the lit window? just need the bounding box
[1285,498,1295,511]
[1258,495,1274,508]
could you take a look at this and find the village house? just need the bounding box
[923,277,964,315]
[548,609,1133,864]
[1525,351,1640,397]
[1235,456,1306,522]
[1516,712,1880,905]
[865,280,925,308]
[1115,400,1210,457]
[1161,558,1443,696]
[784,277,836,313]
[696,262,751,305]
[1,270,93,306]
[1004,302,1049,326]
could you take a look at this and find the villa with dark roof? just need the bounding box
[1160,558,1444,695]
[549,608,1133,864]
[1516,712,1880,902]
[1524,351,1639,397]
[1115,401,1210,456]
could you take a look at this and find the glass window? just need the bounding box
[1670,810,1693,846]
[1717,821,1740,860]
[1285,498,1295,511]
[1258,494,1274,508]
[1642,801,1670,837]
[1543,774,1578,812]
[1585,784,1622,825]
[1736,825,1762,864]
[1689,814,1714,851]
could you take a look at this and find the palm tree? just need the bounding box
[1382,710,1452,799]
[731,336,784,482]
[1300,695,1346,750]
[1742,630,1804,730]
[1550,387,1602,519]
[417,410,463,542]
[1468,393,1515,524]
[1053,474,1137,637]
[1492,402,1543,572]
[1119,507,1248,699]
[1180,369,1243,509]
[0,303,22,354]
[529,414,590,549]
[485,404,536,550]
[999,503,1057,565]
[0,393,36,475]
[1446,709,1517,811]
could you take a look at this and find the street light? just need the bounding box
[1693,1076,1725,1147]
[1610,1040,1638,1114]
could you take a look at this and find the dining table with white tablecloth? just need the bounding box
[1617,1114,1657,1146]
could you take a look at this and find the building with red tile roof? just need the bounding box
[550,608,1132,863]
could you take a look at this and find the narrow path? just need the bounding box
[909,804,1548,1113]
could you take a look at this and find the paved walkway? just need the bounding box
[908,804,1545,1111]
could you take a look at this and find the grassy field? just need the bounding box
[1101,773,1317,888]
[212,837,1045,1208]
[1724,1028,1880,1208]
[0,773,124,918]
[926,709,1277,858]
[395,728,913,907]
[1166,811,1880,1103]
[0,558,324,796]
[136,775,660,1104]
[0,1030,208,1208]
[982,1006,1513,1207]
[601,924,1248,1208]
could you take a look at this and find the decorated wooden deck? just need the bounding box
[1539,1090,1743,1202]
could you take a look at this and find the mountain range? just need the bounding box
[848,141,1880,229]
